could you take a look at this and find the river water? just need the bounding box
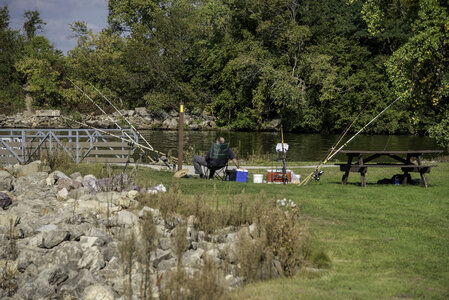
[140,131,442,162]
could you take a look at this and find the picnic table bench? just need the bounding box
[336,150,443,187]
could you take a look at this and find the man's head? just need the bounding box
[215,136,225,144]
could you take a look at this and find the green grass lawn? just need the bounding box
[67,161,449,299]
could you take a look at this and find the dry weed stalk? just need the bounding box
[119,229,137,300]
[139,210,158,300]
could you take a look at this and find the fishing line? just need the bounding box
[300,100,370,186]
[69,79,177,165]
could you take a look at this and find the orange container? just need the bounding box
[267,170,291,183]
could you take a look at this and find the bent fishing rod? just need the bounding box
[85,81,178,161]
[300,93,404,186]
[69,79,177,163]
[69,79,137,146]
[88,82,154,152]
[326,94,403,162]
[300,100,370,186]
[62,116,175,168]
[61,116,153,151]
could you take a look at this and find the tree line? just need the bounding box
[0,1,447,147]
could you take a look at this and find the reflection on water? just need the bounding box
[140,131,441,162]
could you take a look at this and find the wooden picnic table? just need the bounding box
[336,150,443,187]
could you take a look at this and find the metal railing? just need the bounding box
[0,128,138,165]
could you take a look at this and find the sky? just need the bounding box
[4,0,108,54]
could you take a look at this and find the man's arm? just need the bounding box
[228,148,241,169]
[231,158,240,169]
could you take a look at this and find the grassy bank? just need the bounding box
[64,161,449,299]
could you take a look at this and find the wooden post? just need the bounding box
[178,102,184,171]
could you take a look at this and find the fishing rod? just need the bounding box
[62,116,176,169]
[325,94,403,162]
[87,82,154,152]
[61,116,154,151]
[85,81,179,164]
[300,100,370,186]
[300,93,404,186]
[280,126,287,184]
[69,79,138,147]
[69,80,178,164]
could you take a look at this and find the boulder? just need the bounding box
[83,285,115,300]
[162,118,178,130]
[70,172,82,181]
[47,171,70,186]
[0,170,13,191]
[53,241,84,268]
[58,269,98,297]
[15,161,43,177]
[117,210,138,226]
[152,109,169,120]
[77,246,105,272]
[57,188,69,201]
[57,178,74,190]
[135,107,149,117]
[182,248,204,268]
[38,230,70,249]
[85,228,112,246]
[35,109,61,117]
[82,177,101,193]
[13,171,48,194]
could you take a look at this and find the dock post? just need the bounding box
[178,102,184,171]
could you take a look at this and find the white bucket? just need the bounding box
[292,174,301,183]
[253,174,263,183]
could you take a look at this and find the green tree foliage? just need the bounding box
[2,0,447,141]
[23,10,46,39]
[0,6,25,113]
[15,36,65,107]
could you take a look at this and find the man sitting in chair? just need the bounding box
[193,136,240,178]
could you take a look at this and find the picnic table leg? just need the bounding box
[416,155,429,187]
[341,155,353,185]
[420,171,429,187]
[402,171,409,185]
[358,155,366,187]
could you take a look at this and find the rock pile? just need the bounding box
[0,109,283,131]
[0,164,259,299]
[0,108,218,131]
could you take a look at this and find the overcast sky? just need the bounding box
[4,0,108,54]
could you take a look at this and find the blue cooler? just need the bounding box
[235,170,248,183]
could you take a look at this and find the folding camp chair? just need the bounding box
[203,142,229,180]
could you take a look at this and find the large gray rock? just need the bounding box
[17,247,48,272]
[85,227,113,246]
[83,284,115,300]
[135,107,149,117]
[117,210,138,226]
[14,160,43,177]
[35,109,61,117]
[58,269,98,298]
[162,118,178,130]
[182,248,204,268]
[38,230,70,249]
[52,241,84,268]
[78,246,105,272]
[47,170,70,185]
[0,170,13,191]
[13,171,49,194]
